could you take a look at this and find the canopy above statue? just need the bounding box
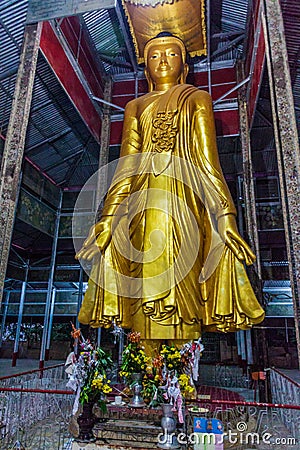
[122,0,207,63]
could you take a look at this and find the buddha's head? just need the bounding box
[144,33,189,91]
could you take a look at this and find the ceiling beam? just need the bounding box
[24,156,58,186]
[245,1,266,127]
[57,147,89,187]
[40,19,104,143]
[212,31,244,39]
[0,65,19,81]
[43,147,84,172]
[114,0,138,73]
[26,0,116,23]
[25,128,72,155]
[221,18,245,30]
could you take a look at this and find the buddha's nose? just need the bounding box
[159,53,168,64]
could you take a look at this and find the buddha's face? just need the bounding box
[146,42,185,88]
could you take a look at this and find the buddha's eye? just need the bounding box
[151,54,159,59]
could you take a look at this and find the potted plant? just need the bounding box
[67,340,113,441]
[119,331,150,407]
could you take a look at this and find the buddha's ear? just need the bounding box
[180,63,189,84]
[144,67,154,92]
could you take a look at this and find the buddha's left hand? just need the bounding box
[75,218,112,261]
[217,213,256,265]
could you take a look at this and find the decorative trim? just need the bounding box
[121,0,207,63]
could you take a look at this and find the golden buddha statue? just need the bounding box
[76,34,265,346]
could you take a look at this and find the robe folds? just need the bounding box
[78,84,265,339]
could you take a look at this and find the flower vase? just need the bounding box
[129,372,145,408]
[158,403,180,449]
[77,401,96,442]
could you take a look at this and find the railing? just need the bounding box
[0,364,74,449]
[184,398,299,448]
[269,367,300,439]
[1,364,299,449]
[0,363,67,389]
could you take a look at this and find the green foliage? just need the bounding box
[75,346,113,412]
[142,370,164,407]
[119,342,149,382]
[160,344,183,372]
[96,347,114,374]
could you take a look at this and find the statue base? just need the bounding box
[72,404,175,449]
[72,418,164,449]
[94,418,162,447]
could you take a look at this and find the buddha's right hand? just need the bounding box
[75,218,112,261]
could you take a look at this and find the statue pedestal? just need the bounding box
[72,404,171,449]
[94,418,161,448]
[72,419,163,449]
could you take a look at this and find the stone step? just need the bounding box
[91,418,183,449]
[94,419,160,436]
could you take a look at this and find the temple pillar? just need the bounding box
[12,276,27,367]
[39,191,62,368]
[93,77,113,349]
[237,62,262,279]
[262,0,300,367]
[96,77,113,214]
[0,292,10,349]
[0,23,42,306]
[237,62,268,368]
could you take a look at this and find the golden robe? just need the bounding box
[78,84,265,339]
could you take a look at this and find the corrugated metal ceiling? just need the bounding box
[0,0,299,258]
[221,0,248,33]
[83,8,132,75]
[1,0,299,187]
[0,0,234,260]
